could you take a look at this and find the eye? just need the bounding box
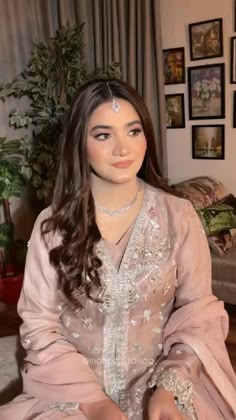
[94,133,111,141]
[128,128,142,137]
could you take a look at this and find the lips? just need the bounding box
[112,160,134,168]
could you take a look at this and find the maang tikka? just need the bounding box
[107,82,120,112]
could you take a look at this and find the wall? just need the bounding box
[160,0,236,195]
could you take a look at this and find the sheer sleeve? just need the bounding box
[18,208,108,406]
[148,200,212,419]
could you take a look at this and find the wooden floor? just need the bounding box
[0,302,236,372]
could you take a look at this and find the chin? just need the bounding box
[105,173,138,185]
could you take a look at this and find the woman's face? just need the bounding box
[87,99,147,185]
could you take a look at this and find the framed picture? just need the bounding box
[235,0,236,32]
[165,94,185,129]
[188,63,225,120]
[233,92,236,128]
[230,37,236,83]
[189,18,223,60]
[163,47,185,85]
[192,125,225,159]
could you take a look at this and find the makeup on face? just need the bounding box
[86,100,147,185]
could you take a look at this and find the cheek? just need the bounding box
[87,141,106,164]
[136,137,147,157]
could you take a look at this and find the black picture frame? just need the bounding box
[233,92,236,128]
[235,0,236,32]
[165,94,185,129]
[163,47,185,85]
[189,18,223,61]
[188,63,225,120]
[230,37,236,84]
[192,125,225,160]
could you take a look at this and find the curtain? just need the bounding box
[0,0,167,237]
[57,0,167,175]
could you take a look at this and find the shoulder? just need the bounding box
[31,205,52,234]
[145,182,193,216]
[29,205,54,247]
[145,183,199,240]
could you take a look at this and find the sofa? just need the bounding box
[173,176,236,306]
[0,176,236,406]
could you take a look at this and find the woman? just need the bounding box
[1,79,236,420]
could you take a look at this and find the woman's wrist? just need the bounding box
[80,398,109,417]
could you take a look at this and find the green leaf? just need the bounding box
[0,22,120,202]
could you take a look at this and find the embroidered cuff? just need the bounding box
[148,367,197,420]
[47,402,79,414]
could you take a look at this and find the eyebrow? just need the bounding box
[89,120,142,133]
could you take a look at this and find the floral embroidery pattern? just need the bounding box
[148,367,197,420]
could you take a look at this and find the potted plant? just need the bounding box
[0,23,120,204]
[0,137,28,304]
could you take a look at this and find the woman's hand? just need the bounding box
[80,398,128,420]
[148,387,186,420]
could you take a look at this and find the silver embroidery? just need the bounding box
[71,332,80,338]
[80,317,93,329]
[48,402,79,414]
[132,343,143,352]
[65,316,71,327]
[163,282,171,295]
[148,368,197,420]
[90,346,101,355]
[151,326,161,334]
[57,303,64,311]
[144,309,151,322]
[98,187,171,412]
[135,388,143,404]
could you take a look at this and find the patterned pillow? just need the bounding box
[197,195,236,235]
[173,176,227,209]
[208,230,233,257]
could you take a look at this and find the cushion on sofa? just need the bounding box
[173,176,227,209]
[197,195,236,235]
[208,230,233,257]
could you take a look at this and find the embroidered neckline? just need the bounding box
[98,182,148,275]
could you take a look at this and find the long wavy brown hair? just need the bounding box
[41,78,172,308]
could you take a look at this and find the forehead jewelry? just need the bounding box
[107,82,120,112]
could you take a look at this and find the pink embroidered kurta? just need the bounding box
[1,184,236,419]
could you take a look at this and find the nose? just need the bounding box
[112,134,129,157]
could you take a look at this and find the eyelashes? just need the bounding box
[94,127,143,141]
[94,133,110,141]
[129,128,142,136]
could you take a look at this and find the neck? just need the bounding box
[91,175,140,210]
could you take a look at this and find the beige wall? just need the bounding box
[160,0,236,195]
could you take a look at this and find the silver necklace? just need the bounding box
[95,184,141,217]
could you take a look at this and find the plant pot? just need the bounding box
[0,274,24,305]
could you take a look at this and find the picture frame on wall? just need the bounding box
[163,47,185,85]
[233,92,236,128]
[189,18,223,61]
[235,0,236,32]
[188,63,225,120]
[165,94,185,129]
[192,125,225,160]
[230,37,236,83]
